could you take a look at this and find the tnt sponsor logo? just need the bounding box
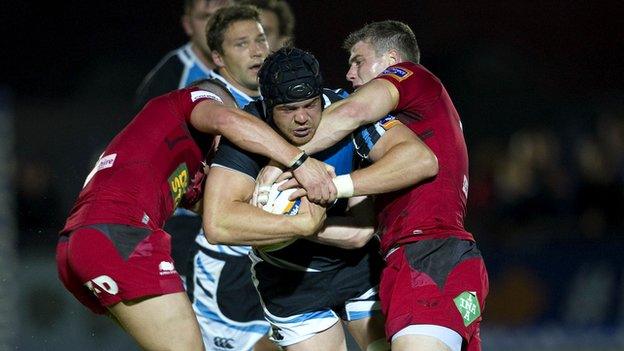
[85,275,119,296]
[159,261,176,275]
[453,291,481,326]
[191,90,223,103]
[381,66,413,81]
[213,337,234,349]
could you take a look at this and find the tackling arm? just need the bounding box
[349,123,438,196]
[306,196,377,249]
[302,79,399,154]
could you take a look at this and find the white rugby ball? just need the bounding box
[259,182,301,252]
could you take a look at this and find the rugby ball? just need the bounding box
[258,182,301,252]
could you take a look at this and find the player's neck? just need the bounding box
[190,44,217,71]
[218,68,260,98]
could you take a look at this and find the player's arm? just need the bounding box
[348,123,438,196]
[202,166,326,246]
[190,97,337,205]
[302,79,399,154]
[306,196,376,249]
[191,99,302,167]
[285,121,437,200]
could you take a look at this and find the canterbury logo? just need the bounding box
[213,337,234,349]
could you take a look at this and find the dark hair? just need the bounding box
[238,0,295,39]
[343,20,420,63]
[258,47,323,118]
[206,5,262,54]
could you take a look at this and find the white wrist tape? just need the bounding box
[332,174,354,198]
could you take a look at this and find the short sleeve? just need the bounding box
[211,137,267,180]
[374,62,442,113]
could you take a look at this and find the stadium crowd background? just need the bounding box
[2,1,623,350]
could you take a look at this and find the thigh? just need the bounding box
[108,292,203,351]
[284,320,346,351]
[381,238,489,348]
[342,286,387,350]
[392,334,453,351]
[188,247,270,351]
[345,315,388,351]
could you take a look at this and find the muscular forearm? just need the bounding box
[219,109,301,166]
[351,140,438,196]
[307,217,375,249]
[203,201,308,246]
[303,79,398,154]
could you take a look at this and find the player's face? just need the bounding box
[272,96,323,146]
[183,0,231,57]
[346,40,393,89]
[259,10,281,51]
[217,20,269,93]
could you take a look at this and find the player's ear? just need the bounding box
[212,50,225,68]
[386,49,400,65]
[181,14,193,36]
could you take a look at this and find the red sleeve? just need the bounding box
[174,87,226,122]
[374,62,442,114]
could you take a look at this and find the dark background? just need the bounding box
[3,1,624,349]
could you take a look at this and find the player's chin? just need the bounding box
[289,134,312,145]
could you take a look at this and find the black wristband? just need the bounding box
[289,152,309,171]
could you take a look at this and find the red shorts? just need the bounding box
[56,224,185,314]
[380,238,489,350]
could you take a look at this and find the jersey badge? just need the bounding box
[380,66,413,81]
[168,163,189,208]
[191,90,223,103]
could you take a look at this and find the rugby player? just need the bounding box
[56,79,333,350]
[273,21,490,351]
[186,5,276,351]
[202,47,437,351]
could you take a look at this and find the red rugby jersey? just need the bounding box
[375,62,474,254]
[62,87,219,233]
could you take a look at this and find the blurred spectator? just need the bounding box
[133,0,234,112]
[238,0,295,50]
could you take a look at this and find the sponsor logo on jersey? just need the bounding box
[380,66,413,81]
[191,90,223,103]
[159,261,176,275]
[213,337,234,349]
[82,153,117,188]
[168,163,189,208]
[85,275,119,296]
[453,291,481,326]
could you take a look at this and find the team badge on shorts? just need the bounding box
[453,291,481,326]
[381,67,413,81]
